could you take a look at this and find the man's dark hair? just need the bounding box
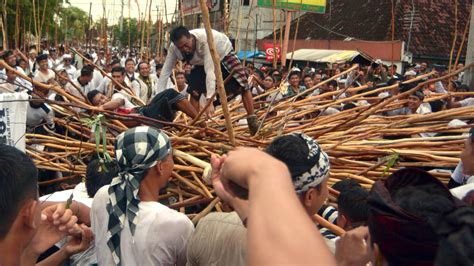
[125,58,135,65]
[303,74,313,81]
[288,71,301,79]
[81,65,94,77]
[328,80,338,88]
[86,159,119,197]
[0,144,38,239]
[84,53,93,61]
[87,90,102,104]
[109,59,121,67]
[137,61,149,70]
[338,187,369,226]
[332,179,361,193]
[342,103,357,111]
[1,50,13,60]
[111,66,126,75]
[170,26,191,43]
[155,63,164,71]
[266,135,322,191]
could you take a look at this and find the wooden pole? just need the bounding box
[454,8,471,69]
[198,0,236,145]
[390,0,395,75]
[287,12,300,70]
[234,0,244,52]
[15,0,20,48]
[281,10,291,67]
[128,0,131,48]
[448,0,458,72]
[271,0,278,68]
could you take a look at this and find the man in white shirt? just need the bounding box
[73,53,104,89]
[2,50,32,90]
[87,66,198,124]
[56,54,77,79]
[158,26,258,135]
[91,126,194,265]
[33,54,57,85]
[136,62,159,103]
[0,68,24,93]
[65,66,94,102]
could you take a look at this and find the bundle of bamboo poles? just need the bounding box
[2,58,473,226]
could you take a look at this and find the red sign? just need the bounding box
[264,44,281,61]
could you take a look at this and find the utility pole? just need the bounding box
[464,0,474,89]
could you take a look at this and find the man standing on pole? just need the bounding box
[157,26,259,135]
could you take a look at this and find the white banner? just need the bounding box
[0,92,28,152]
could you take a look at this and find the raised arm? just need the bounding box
[157,46,178,93]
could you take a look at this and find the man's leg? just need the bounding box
[241,89,255,115]
[176,99,198,120]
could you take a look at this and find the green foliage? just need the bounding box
[0,0,88,48]
[111,18,141,48]
[382,151,400,178]
[81,114,113,170]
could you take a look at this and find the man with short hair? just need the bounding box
[336,187,369,231]
[0,68,23,93]
[57,54,77,79]
[0,144,92,265]
[158,26,259,134]
[91,126,194,265]
[33,53,57,85]
[65,65,94,102]
[136,61,159,103]
[124,58,138,85]
[187,133,334,265]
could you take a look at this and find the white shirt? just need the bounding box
[112,92,136,110]
[39,182,93,207]
[34,69,56,84]
[158,29,233,98]
[57,64,77,80]
[459,97,474,107]
[73,68,104,90]
[65,78,93,101]
[26,101,55,130]
[91,185,194,266]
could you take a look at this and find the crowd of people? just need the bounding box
[1,25,474,265]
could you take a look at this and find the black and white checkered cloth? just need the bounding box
[106,126,172,265]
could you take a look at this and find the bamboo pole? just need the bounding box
[271,0,278,68]
[454,8,471,69]
[448,0,458,72]
[198,0,236,145]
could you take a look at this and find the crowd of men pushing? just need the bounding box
[0,25,473,265]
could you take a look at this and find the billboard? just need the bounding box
[257,0,326,13]
[182,0,220,15]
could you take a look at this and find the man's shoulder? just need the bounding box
[91,185,110,210]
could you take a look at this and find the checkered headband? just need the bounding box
[106,126,171,265]
[291,133,330,194]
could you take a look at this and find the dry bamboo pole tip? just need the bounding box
[198,0,236,145]
[312,214,345,236]
[174,149,212,184]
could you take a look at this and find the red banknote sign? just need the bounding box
[264,44,281,61]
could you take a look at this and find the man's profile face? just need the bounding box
[175,35,194,55]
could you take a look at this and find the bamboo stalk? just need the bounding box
[198,0,236,145]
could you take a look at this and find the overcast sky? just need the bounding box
[68,0,178,24]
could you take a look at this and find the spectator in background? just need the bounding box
[34,54,57,85]
[283,71,305,98]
